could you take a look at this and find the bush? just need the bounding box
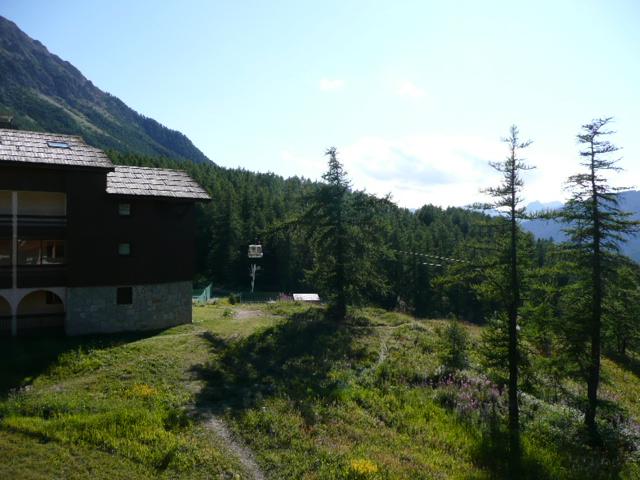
[438,319,469,372]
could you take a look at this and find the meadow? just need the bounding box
[0,302,638,479]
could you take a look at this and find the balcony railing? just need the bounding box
[0,214,67,228]
[18,215,67,228]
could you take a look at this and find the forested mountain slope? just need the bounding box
[0,16,210,164]
[523,190,640,262]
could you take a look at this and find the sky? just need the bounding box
[2,0,640,209]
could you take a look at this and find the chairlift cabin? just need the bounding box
[248,244,263,259]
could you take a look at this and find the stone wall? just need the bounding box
[66,281,192,335]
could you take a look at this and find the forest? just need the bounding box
[109,117,640,475]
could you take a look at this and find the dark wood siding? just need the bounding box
[68,195,196,286]
[1,164,197,288]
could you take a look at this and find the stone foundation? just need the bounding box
[66,281,192,335]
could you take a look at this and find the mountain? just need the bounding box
[523,191,640,262]
[0,16,210,164]
[526,200,563,213]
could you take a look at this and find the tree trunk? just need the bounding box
[586,259,602,439]
[334,202,347,320]
[508,180,520,471]
[586,144,601,440]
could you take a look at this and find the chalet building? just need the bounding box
[0,128,210,336]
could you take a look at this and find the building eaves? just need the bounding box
[106,166,211,200]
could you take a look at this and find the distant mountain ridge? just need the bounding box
[523,191,640,262]
[0,16,211,164]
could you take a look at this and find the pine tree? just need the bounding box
[554,117,638,438]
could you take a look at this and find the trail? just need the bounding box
[200,412,266,480]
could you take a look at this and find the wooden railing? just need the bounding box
[0,214,67,228]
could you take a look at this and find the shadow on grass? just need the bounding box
[470,426,556,480]
[607,351,640,379]
[0,331,158,398]
[191,308,369,413]
[468,410,634,480]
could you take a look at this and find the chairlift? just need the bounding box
[247,243,263,293]
[248,244,263,259]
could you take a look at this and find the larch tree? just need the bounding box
[554,117,639,438]
[479,125,534,468]
[293,147,391,319]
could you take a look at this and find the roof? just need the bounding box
[106,166,211,200]
[293,293,321,302]
[0,128,113,169]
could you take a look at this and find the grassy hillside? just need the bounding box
[1,304,638,479]
[0,16,211,164]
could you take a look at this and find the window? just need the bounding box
[118,243,131,256]
[17,240,65,265]
[0,191,10,215]
[47,141,70,149]
[18,240,41,265]
[118,203,131,216]
[117,287,133,305]
[18,191,66,216]
[43,240,65,264]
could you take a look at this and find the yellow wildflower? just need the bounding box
[130,383,157,398]
[350,458,378,475]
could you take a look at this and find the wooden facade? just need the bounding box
[0,128,210,336]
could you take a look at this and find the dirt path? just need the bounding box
[234,308,265,320]
[201,413,266,480]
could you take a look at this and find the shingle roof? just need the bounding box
[0,128,113,169]
[106,166,211,200]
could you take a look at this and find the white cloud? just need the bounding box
[395,80,426,98]
[319,78,345,91]
[278,135,593,211]
[338,135,575,209]
[279,149,324,180]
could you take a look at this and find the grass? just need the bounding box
[1,302,639,479]
[0,304,271,479]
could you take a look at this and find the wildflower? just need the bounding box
[350,458,378,475]
[129,383,157,398]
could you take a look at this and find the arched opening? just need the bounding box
[17,290,65,335]
[0,295,10,336]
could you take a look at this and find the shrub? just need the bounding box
[438,319,469,372]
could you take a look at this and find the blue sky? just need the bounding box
[3,0,640,208]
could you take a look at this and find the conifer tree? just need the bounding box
[296,147,390,319]
[479,125,534,468]
[554,117,639,437]
[604,258,640,358]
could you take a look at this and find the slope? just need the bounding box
[0,16,210,164]
[523,191,640,262]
